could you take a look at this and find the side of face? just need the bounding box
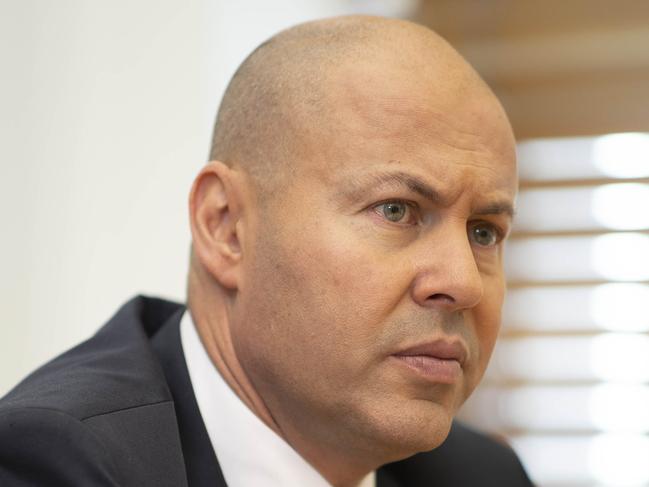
[229,57,518,462]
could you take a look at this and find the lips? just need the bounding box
[391,339,468,384]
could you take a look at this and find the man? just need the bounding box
[0,16,532,487]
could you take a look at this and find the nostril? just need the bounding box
[427,293,455,304]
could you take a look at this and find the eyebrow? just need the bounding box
[341,170,516,218]
[473,202,516,218]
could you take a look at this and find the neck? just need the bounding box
[188,274,379,486]
[255,384,384,486]
[188,294,278,434]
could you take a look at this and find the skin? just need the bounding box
[188,17,517,487]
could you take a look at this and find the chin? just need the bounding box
[360,399,455,464]
[401,410,452,452]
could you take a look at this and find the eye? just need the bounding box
[374,201,417,224]
[468,222,501,247]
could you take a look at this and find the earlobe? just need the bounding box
[189,161,244,289]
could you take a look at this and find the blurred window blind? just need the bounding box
[458,133,649,487]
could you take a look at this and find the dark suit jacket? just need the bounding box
[0,296,533,486]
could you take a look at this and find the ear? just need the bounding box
[189,161,245,290]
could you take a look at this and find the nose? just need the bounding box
[410,227,484,312]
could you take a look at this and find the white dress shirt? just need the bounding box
[180,311,376,487]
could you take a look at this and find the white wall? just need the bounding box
[1,0,423,395]
[0,0,209,394]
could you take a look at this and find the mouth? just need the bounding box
[391,339,468,384]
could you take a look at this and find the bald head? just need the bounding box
[208,16,505,194]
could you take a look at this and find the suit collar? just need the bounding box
[150,304,229,487]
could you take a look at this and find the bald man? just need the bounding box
[0,16,532,487]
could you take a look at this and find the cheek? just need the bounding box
[238,219,395,382]
[283,227,391,346]
[247,189,417,338]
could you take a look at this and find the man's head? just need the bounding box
[189,15,517,484]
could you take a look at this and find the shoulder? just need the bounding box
[0,296,187,486]
[0,406,122,486]
[380,422,533,487]
[0,296,178,419]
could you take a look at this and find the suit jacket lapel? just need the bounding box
[150,308,229,487]
[376,468,403,487]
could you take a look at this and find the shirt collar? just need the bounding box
[180,310,375,487]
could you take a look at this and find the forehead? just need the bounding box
[300,58,517,203]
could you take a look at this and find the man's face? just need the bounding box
[231,60,518,459]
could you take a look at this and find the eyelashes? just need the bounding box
[467,221,503,247]
[369,200,506,248]
[372,200,418,225]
